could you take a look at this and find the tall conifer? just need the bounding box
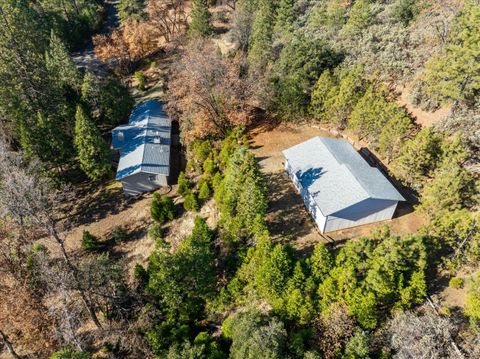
[74,105,111,180]
[188,0,212,38]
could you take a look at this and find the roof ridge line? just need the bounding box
[140,108,151,173]
[340,163,372,199]
[319,138,372,200]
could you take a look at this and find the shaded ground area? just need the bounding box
[60,185,218,277]
[249,122,425,249]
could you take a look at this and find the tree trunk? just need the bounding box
[47,221,103,329]
[0,330,20,359]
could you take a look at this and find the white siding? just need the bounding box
[285,158,399,233]
[122,172,168,196]
[285,160,327,232]
[324,200,398,232]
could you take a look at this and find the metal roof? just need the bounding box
[112,100,171,180]
[282,137,405,216]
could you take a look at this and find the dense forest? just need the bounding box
[0,0,479,358]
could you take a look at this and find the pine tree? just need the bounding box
[418,160,476,219]
[348,83,412,157]
[117,0,145,23]
[19,112,74,168]
[310,70,337,121]
[100,74,135,126]
[82,230,100,251]
[465,271,480,326]
[74,105,112,180]
[307,243,333,283]
[177,171,191,196]
[0,0,74,167]
[188,0,212,38]
[198,181,211,200]
[342,0,373,37]
[45,30,81,92]
[151,193,176,223]
[394,128,443,189]
[325,66,366,127]
[274,0,295,36]
[284,261,315,324]
[248,0,275,70]
[183,190,200,212]
[81,71,101,113]
[423,1,480,105]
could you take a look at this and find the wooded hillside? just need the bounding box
[0,0,479,358]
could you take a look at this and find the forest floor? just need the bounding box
[60,183,218,278]
[249,121,425,250]
[395,84,451,128]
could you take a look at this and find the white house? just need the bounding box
[112,100,171,196]
[282,137,405,233]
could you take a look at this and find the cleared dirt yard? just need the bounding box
[249,122,425,248]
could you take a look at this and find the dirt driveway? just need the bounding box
[249,122,425,249]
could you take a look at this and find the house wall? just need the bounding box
[121,172,168,196]
[285,160,327,232]
[324,199,398,233]
[285,160,398,233]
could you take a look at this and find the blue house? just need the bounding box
[112,100,171,196]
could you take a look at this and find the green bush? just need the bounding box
[32,243,48,253]
[183,190,200,212]
[212,172,223,192]
[203,156,215,176]
[177,172,191,196]
[101,342,114,353]
[111,226,128,243]
[148,222,163,241]
[193,140,212,165]
[82,230,100,251]
[198,181,211,200]
[440,306,452,316]
[134,263,149,286]
[465,272,480,326]
[134,71,146,90]
[449,277,464,289]
[151,193,176,223]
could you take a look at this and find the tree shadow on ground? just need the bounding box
[265,171,320,244]
[61,180,139,230]
[246,112,280,137]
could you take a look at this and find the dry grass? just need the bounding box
[396,83,451,128]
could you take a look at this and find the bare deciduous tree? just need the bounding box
[388,310,458,359]
[94,18,157,75]
[167,39,255,142]
[146,0,187,44]
[94,0,187,74]
[313,304,355,359]
[0,140,102,329]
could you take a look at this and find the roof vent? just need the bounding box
[153,137,161,144]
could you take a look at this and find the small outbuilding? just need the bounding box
[283,137,405,233]
[112,100,171,196]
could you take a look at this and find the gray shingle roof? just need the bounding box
[282,137,405,216]
[112,100,171,180]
